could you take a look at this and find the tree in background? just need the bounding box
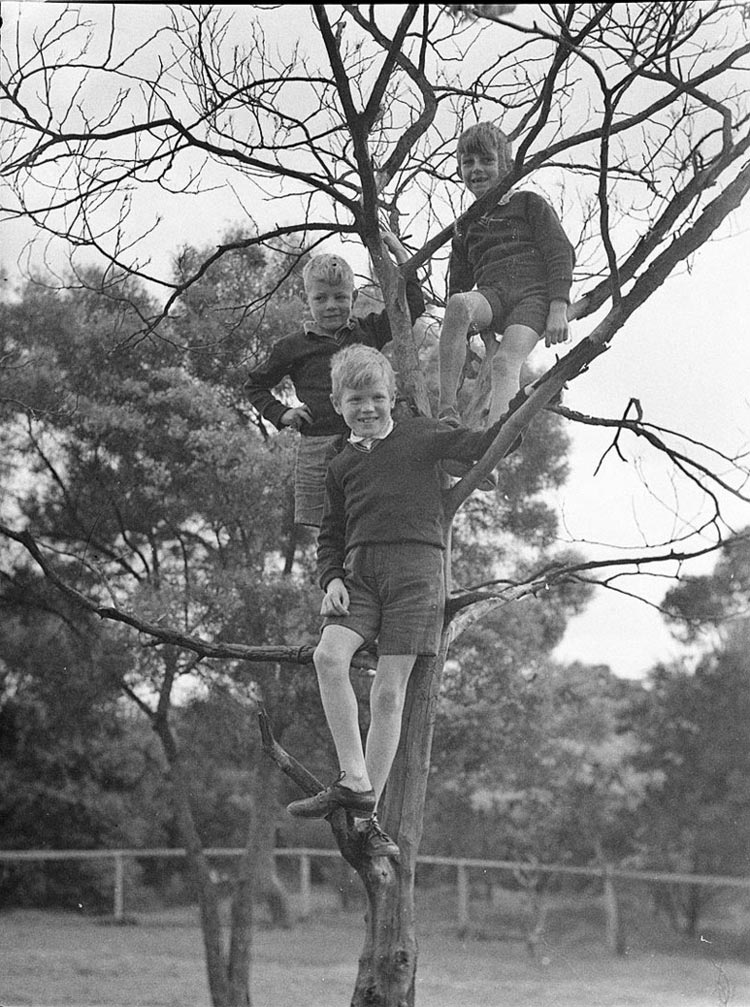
[3,5,750,1005]
[628,533,750,936]
[0,574,162,907]
[0,248,329,1005]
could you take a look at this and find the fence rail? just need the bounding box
[2,846,748,927]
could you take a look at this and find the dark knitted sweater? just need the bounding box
[449,190,575,307]
[317,416,503,589]
[243,279,425,438]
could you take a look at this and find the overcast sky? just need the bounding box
[3,3,750,679]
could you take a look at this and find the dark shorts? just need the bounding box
[477,287,548,339]
[322,543,445,655]
[294,434,344,527]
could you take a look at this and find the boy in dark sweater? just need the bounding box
[286,345,506,858]
[438,121,575,429]
[244,235,424,528]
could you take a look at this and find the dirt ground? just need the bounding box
[2,897,749,1007]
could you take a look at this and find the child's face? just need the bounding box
[305,278,357,335]
[459,148,509,198]
[333,379,395,440]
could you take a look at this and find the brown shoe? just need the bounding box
[358,817,400,859]
[287,774,376,819]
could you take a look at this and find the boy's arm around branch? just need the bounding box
[432,413,511,464]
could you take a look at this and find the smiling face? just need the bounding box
[333,379,395,440]
[456,123,513,199]
[459,149,506,199]
[305,278,357,335]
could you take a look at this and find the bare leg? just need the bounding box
[364,654,418,804]
[488,323,540,424]
[313,625,371,791]
[438,292,493,418]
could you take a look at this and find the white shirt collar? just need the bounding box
[303,317,355,339]
[349,417,394,448]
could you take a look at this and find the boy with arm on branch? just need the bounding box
[286,345,508,859]
[243,234,424,528]
[438,121,575,432]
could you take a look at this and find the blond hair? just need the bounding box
[302,254,355,291]
[330,345,396,404]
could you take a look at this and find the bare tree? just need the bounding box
[3,4,750,1005]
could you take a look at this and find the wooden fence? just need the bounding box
[2,846,749,947]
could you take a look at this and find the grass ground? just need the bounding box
[2,886,749,1007]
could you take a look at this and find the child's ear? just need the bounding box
[350,288,359,306]
[330,393,343,415]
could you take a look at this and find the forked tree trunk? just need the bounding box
[259,635,451,1007]
[349,637,451,1005]
[158,726,251,1007]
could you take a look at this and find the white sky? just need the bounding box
[3,3,750,679]
[550,222,750,677]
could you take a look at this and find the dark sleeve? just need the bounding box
[447,230,474,297]
[526,192,576,303]
[242,342,294,430]
[428,416,507,463]
[356,274,426,350]
[316,467,347,590]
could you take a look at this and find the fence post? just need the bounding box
[602,863,625,955]
[456,864,469,931]
[113,852,124,922]
[299,853,311,918]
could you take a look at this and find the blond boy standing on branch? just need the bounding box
[286,345,510,859]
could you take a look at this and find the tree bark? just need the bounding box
[350,640,449,1006]
[602,866,625,956]
[251,755,292,928]
[157,723,248,1007]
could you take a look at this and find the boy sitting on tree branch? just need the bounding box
[439,121,575,438]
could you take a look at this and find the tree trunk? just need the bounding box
[459,340,496,430]
[682,882,704,939]
[350,641,448,1006]
[155,707,252,1007]
[523,880,549,961]
[602,866,625,956]
[167,746,248,1007]
[252,754,292,928]
[227,847,253,1007]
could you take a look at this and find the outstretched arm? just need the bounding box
[380,229,410,266]
[361,231,426,346]
[432,414,509,463]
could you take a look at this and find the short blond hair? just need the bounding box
[457,122,513,172]
[330,345,396,405]
[302,254,355,291]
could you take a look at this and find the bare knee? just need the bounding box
[442,294,474,337]
[313,640,351,681]
[370,681,407,719]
